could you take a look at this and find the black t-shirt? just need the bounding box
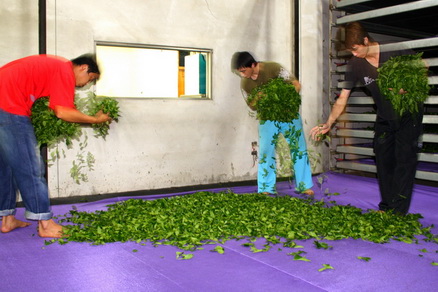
[344,48,414,121]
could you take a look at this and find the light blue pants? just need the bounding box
[257,116,313,193]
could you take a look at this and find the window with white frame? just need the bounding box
[95,42,211,99]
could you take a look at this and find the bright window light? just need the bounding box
[95,42,212,99]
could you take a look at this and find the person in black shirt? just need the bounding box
[310,22,424,215]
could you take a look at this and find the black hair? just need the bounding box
[344,22,374,50]
[71,54,100,74]
[231,51,257,71]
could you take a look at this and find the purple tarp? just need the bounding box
[1,172,437,292]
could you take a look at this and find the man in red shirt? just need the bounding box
[0,54,111,238]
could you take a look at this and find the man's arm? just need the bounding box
[53,105,110,124]
[246,91,262,110]
[310,88,351,140]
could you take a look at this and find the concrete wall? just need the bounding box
[0,0,329,198]
[299,0,330,173]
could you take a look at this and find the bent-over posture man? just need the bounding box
[232,51,314,195]
[0,54,111,237]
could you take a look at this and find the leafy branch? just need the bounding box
[88,96,120,139]
[377,52,430,116]
[31,93,120,183]
[247,78,301,122]
[31,97,81,147]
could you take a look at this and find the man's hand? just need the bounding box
[310,123,330,141]
[247,91,264,110]
[54,105,111,124]
[389,88,408,94]
[94,110,111,124]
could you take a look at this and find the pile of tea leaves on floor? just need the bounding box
[51,191,437,253]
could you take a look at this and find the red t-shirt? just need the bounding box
[0,54,76,116]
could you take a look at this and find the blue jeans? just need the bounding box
[0,109,52,220]
[258,116,313,193]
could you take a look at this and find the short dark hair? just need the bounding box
[71,54,100,74]
[231,51,257,71]
[344,22,374,50]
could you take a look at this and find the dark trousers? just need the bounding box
[373,108,423,214]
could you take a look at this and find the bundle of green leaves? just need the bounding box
[88,97,120,139]
[377,52,430,116]
[31,95,120,146]
[31,95,120,183]
[247,78,301,122]
[31,97,81,147]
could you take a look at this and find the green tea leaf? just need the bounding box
[211,246,225,254]
[318,264,334,272]
[314,241,332,250]
[288,251,310,262]
[176,252,194,260]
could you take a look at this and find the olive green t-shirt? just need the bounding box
[241,62,296,95]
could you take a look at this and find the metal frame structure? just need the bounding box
[328,0,438,182]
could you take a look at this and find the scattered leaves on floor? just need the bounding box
[50,191,437,267]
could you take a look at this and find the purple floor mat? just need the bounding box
[1,172,437,292]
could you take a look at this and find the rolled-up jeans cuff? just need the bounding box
[25,210,52,221]
[0,209,17,216]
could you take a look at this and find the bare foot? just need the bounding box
[301,189,315,196]
[38,219,64,238]
[1,215,31,233]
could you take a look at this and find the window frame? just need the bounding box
[95,41,213,100]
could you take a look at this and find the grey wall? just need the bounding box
[0,0,328,198]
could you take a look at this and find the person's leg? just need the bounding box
[258,120,279,193]
[0,150,18,217]
[0,110,32,232]
[284,117,314,194]
[0,110,62,237]
[374,119,396,212]
[391,110,423,214]
[0,158,31,232]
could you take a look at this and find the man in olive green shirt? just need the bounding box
[232,51,314,195]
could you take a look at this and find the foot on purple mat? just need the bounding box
[301,189,315,196]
